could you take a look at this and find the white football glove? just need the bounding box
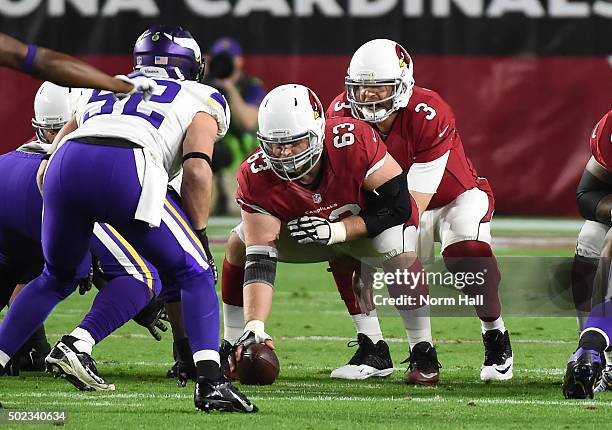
[114,72,157,101]
[287,216,347,246]
[239,320,272,345]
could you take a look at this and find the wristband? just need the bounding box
[328,221,347,245]
[21,44,37,73]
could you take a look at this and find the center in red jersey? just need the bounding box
[237,117,395,224]
[326,86,491,209]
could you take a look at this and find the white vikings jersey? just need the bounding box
[64,78,230,178]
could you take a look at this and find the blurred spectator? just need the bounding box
[205,37,265,215]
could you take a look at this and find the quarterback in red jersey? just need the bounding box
[221,84,441,385]
[327,39,512,381]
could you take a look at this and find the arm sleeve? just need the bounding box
[407,150,450,193]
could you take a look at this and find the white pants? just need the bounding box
[576,220,609,258]
[418,187,493,263]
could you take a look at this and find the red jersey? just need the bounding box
[236,117,388,223]
[590,110,612,172]
[327,86,486,209]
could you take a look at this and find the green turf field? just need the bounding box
[2,218,610,429]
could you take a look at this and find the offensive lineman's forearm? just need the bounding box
[341,215,368,241]
[243,283,273,323]
[181,160,212,230]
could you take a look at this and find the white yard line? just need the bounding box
[4,392,610,408]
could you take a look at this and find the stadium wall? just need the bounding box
[1,2,610,216]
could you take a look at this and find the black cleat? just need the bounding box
[194,378,258,413]
[45,335,115,391]
[402,341,441,385]
[563,348,603,399]
[481,330,514,381]
[331,333,394,379]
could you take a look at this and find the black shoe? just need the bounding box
[330,333,394,379]
[481,330,513,381]
[14,326,51,372]
[563,348,603,399]
[194,378,258,413]
[45,335,115,391]
[402,341,441,385]
[167,338,196,387]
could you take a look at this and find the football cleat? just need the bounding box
[402,341,441,385]
[331,333,394,380]
[563,348,603,399]
[45,335,115,391]
[194,378,258,413]
[220,340,238,381]
[595,364,612,393]
[480,330,513,381]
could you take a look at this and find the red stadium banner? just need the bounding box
[0,2,610,216]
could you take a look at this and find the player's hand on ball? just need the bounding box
[230,328,275,373]
[114,72,157,101]
[287,216,346,245]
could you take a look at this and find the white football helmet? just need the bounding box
[345,39,415,123]
[31,82,76,144]
[257,84,325,181]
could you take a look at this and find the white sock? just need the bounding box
[576,311,589,333]
[193,349,220,366]
[397,305,432,349]
[0,349,10,367]
[70,327,95,355]
[481,317,506,334]
[351,310,383,343]
[223,303,245,344]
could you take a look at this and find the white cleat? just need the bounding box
[330,334,394,380]
[45,336,115,391]
[331,364,394,380]
[480,330,514,381]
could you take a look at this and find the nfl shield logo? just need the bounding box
[312,193,322,203]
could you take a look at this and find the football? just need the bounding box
[237,343,280,385]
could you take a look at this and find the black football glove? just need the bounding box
[133,298,168,341]
[195,228,218,283]
[79,254,106,295]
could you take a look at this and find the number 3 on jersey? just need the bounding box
[332,123,355,148]
[83,79,181,129]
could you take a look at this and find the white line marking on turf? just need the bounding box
[43,334,575,344]
[5,392,611,407]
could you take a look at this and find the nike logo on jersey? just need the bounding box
[438,125,449,138]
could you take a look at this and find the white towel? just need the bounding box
[133,148,168,228]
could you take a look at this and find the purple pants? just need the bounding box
[0,141,218,358]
